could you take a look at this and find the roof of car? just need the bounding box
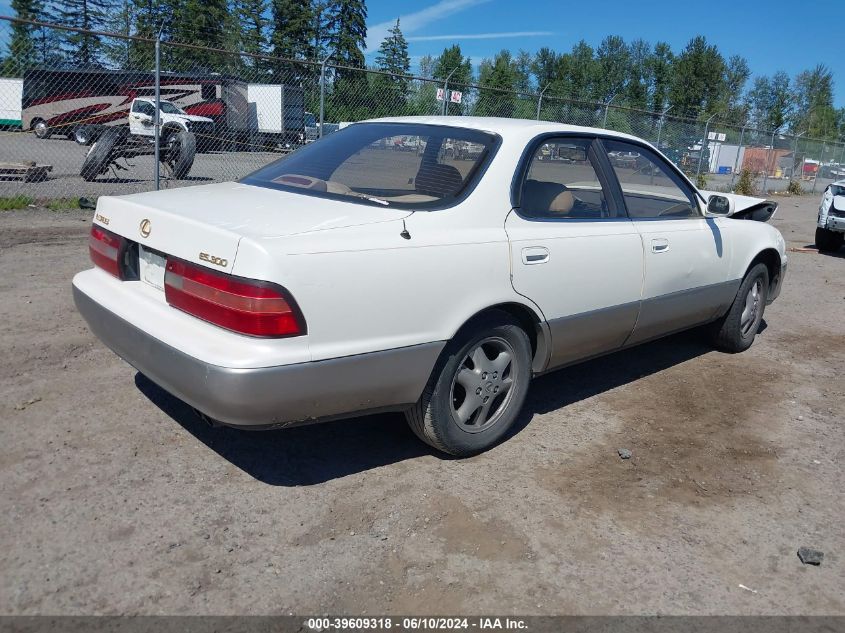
[365,116,648,144]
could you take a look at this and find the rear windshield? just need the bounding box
[241,122,499,209]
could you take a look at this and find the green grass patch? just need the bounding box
[44,197,83,211]
[0,195,34,210]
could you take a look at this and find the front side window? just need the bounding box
[242,123,498,209]
[519,138,616,219]
[603,139,699,219]
[159,101,184,114]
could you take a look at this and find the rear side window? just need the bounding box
[519,138,617,219]
[242,123,498,209]
[603,139,699,219]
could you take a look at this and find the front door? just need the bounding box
[600,139,734,345]
[505,137,643,370]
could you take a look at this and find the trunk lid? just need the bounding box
[93,181,412,273]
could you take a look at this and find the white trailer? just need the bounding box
[0,77,23,128]
[246,83,305,149]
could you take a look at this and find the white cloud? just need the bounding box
[366,0,492,50]
[406,31,552,42]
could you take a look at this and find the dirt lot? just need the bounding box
[1,194,843,615]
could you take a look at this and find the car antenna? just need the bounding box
[400,219,411,240]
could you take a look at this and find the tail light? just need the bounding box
[89,224,128,279]
[164,258,305,338]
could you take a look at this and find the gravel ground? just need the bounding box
[1,194,843,615]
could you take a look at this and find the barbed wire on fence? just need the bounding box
[1,14,843,202]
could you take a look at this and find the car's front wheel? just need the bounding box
[709,263,769,353]
[406,311,532,456]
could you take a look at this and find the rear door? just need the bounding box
[505,136,643,370]
[599,139,733,345]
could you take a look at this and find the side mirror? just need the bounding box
[707,194,733,216]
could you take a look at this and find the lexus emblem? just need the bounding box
[139,218,151,238]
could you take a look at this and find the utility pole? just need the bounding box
[655,105,672,151]
[729,122,748,190]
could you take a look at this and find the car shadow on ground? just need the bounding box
[807,243,845,258]
[136,326,734,487]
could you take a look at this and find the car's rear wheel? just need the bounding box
[709,263,769,353]
[406,311,532,456]
[815,227,844,253]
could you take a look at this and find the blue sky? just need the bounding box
[365,0,845,107]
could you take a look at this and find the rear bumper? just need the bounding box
[73,285,444,427]
[825,215,845,232]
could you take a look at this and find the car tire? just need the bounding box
[709,263,769,353]
[161,130,196,180]
[405,311,532,456]
[815,227,844,253]
[33,119,51,140]
[80,127,125,181]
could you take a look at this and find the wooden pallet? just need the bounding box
[0,161,53,182]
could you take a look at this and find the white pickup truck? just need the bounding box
[74,97,214,146]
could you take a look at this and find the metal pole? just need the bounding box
[154,29,161,191]
[318,54,331,139]
[536,83,550,120]
[696,113,717,181]
[655,105,672,150]
[602,93,617,129]
[813,141,825,194]
[442,67,458,116]
[762,128,777,195]
[729,123,747,190]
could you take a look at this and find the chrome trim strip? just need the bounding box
[73,285,445,427]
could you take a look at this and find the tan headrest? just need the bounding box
[548,190,574,215]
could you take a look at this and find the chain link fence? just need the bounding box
[1,15,844,203]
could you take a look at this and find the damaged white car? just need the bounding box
[73,117,787,456]
[816,180,845,253]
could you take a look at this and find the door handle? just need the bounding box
[651,238,669,253]
[522,246,549,265]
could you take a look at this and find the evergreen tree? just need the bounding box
[326,0,366,76]
[748,72,792,131]
[169,0,229,71]
[270,0,314,82]
[46,0,111,66]
[595,35,628,103]
[235,0,268,59]
[668,36,725,118]
[625,39,652,110]
[373,19,410,115]
[127,0,159,70]
[433,44,471,115]
[648,42,673,113]
[475,50,519,117]
[3,0,44,76]
[791,64,837,138]
[721,54,750,124]
[101,0,134,68]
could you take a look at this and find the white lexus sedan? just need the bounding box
[73,117,787,456]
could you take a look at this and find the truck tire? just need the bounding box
[161,130,196,180]
[33,119,51,139]
[73,125,98,146]
[815,227,844,253]
[80,127,125,181]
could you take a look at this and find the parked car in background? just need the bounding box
[73,117,787,456]
[816,180,845,252]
